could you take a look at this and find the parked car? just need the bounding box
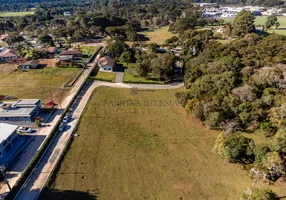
[18,127,33,133]
[59,122,66,132]
[62,115,71,123]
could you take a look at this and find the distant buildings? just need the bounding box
[0,99,42,122]
[0,123,19,157]
[202,5,283,19]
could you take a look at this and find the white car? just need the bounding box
[62,115,71,123]
[59,122,66,132]
[18,127,33,133]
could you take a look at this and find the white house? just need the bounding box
[0,123,19,157]
[98,56,115,72]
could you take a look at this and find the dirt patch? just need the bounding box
[39,59,57,68]
[0,63,16,74]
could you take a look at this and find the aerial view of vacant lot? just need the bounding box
[0,65,81,102]
[43,87,286,200]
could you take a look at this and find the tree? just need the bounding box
[106,41,128,58]
[262,152,285,178]
[273,127,286,153]
[136,61,149,78]
[37,34,54,46]
[265,16,277,30]
[5,33,25,45]
[232,10,255,37]
[242,188,277,200]
[119,51,132,66]
[213,134,255,163]
[275,22,280,30]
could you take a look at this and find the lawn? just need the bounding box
[95,71,116,82]
[255,16,286,35]
[0,11,34,17]
[224,16,286,35]
[43,87,286,200]
[123,64,165,84]
[137,26,177,45]
[0,67,81,103]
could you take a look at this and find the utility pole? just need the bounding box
[0,165,11,192]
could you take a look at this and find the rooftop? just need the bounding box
[0,99,40,117]
[60,50,82,56]
[0,123,18,144]
[23,60,40,66]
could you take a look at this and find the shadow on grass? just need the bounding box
[137,34,150,42]
[40,189,99,200]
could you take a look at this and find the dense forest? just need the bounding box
[174,11,286,187]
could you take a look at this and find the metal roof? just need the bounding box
[0,123,18,144]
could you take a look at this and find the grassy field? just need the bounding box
[0,67,81,103]
[43,87,286,200]
[224,16,286,35]
[95,71,116,82]
[124,69,164,84]
[0,11,34,17]
[137,26,177,45]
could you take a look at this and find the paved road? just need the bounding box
[94,80,184,89]
[13,79,184,200]
[15,82,99,200]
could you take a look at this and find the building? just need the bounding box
[0,34,8,43]
[0,49,17,62]
[38,47,59,54]
[0,123,19,157]
[98,56,115,72]
[0,99,41,122]
[18,60,40,69]
[57,49,83,64]
[63,11,71,16]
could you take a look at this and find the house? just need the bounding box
[38,47,59,54]
[63,11,71,16]
[0,99,42,122]
[98,56,115,72]
[0,34,8,43]
[57,49,83,64]
[0,49,17,62]
[18,60,40,69]
[0,123,19,157]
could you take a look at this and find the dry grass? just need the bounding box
[44,87,286,200]
[0,67,81,103]
[138,26,177,45]
[0,63,17,74]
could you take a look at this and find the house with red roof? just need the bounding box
[0,49,17,62]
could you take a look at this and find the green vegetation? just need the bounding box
[43,87,286,200]
[123,65,164,84]
[0,11,34,17]
[0,67,81,102]
[95,71,116,82]
[177,28,286,180]
[137,26,177,44]
[255,16,286,36]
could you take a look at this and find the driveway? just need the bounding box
[115,72,124,83]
